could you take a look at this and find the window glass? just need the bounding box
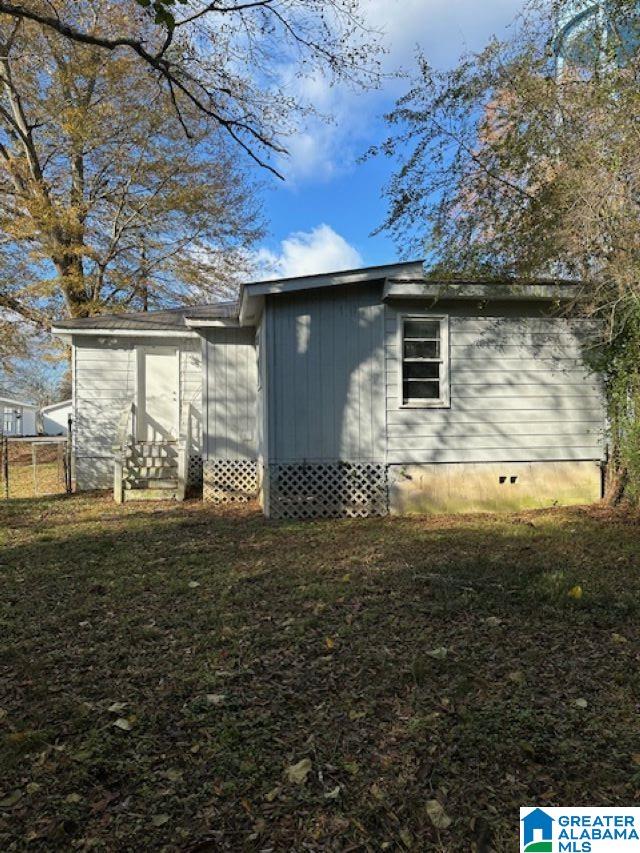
[401,316,447,406]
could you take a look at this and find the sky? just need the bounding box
[256,0,525,278]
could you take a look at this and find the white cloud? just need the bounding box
[364,0,524,73]
[280,0,525,182]
[253,224,363,279]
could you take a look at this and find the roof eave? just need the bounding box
[51,326,198,340]
[383,281,581,302]
[0,397,36,408]
[184,317,240,329]
[244,260,424,298]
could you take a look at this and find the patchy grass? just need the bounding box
[0,494,639,851]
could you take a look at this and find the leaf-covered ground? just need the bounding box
[1,494,639,851]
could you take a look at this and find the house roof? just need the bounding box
[53,301,238,332]
[40,399,72,414]
[51,261,582,337]
[0,397,37,409]
[241,260,425,296]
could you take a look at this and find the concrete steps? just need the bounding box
[123,486,179,501]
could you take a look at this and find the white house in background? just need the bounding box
[51,261,607,518]
[41,399,72,436]
[0,397,37,436]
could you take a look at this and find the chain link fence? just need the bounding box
[1,436,72,499]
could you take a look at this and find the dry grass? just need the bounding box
[1,493,639,851]
[1,442,66,499]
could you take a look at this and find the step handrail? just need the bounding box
[176,399,192,501]
[113,401,135,504]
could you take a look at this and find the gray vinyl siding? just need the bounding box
[265,284,386,463]
[73,335,201,490]
[384,302,606,465]
[202,327,257,460]
[256,318,267,464]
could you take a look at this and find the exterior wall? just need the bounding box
[389,461,602,515]
[201,326,259,503]
[202,326,257,461]
[73,335,201,491]
[261,290,605,518]
[384,300,606,514]
[41,401,72,435]
[22,408,37,435]
[265,284,386,463]
[1,404,37,436]
[384,301,606,465]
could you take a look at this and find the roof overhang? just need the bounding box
[238,261,425,326]
[382,280,580,302]
[51,327,199,343]
[184,317,240,329]
[0,397,36,409]
[40,399,72,413]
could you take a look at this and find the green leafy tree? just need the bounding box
[373,0,640,499]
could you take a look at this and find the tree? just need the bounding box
[372,0,640,499]
[0,0,381,176]
[0,0,267,337]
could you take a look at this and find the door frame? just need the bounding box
[135,345,180,441]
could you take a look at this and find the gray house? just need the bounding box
[52,260,606,518]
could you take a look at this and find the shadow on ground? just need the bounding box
[1,493,639,851]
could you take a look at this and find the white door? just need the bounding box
[137,348,179,441]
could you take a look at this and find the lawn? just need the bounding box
[1,442,67,500]
[1,494,639,851]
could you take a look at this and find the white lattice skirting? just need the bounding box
[188,455,203,488]
[268,462,388,519]
[203,459,259,503]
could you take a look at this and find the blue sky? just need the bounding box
[256,0,524,278]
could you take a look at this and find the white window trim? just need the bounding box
[398,314,450,409]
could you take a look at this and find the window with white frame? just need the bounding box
[399,315,449,407]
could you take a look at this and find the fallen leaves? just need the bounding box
[426,799,452,829]
[427,646,448,660]
[113,718,134,731]
[3,495,640,851]
[0,790,22,809]
[285,758,312,785]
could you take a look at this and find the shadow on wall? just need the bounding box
[387,302,604,513]
[265,289,604,517]
[266,284,387,517]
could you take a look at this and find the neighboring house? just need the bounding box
[40,399,72,436]
[0,397,37,436]
[52,261,606,518]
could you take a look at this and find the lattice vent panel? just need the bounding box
[203,459,258,503]
[268,462,388,519]
[188,455,203,488]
